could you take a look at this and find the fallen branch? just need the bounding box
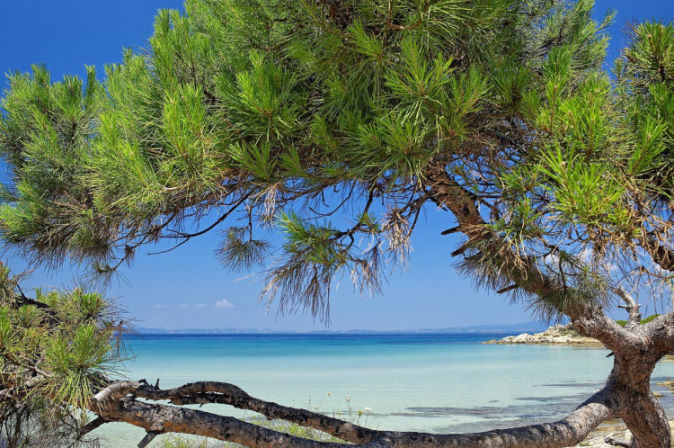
[88,379,616,448]
[92,379,380,444]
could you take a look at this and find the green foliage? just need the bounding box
[615,21,674,198]
[0,2,672,444]
[262,212,345,319]
[616,314,660,327]
[217,50,303,142]
[539,145,628,228]
[44,324,112,411]
[217,226,270,271]
[0,263,122,437]
[623,22,673,86]
[0,0,671,321]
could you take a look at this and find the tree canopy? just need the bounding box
[3,0,671,317]
[0,0,673,447]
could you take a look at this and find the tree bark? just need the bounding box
[88,379,616,448]
[607,349,672,448]
[573,317,673,448]
[618,388,670,448]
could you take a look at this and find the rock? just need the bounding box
[513,333,535,343]
[484,323,604,346]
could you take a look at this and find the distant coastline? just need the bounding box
[134,321,551,335]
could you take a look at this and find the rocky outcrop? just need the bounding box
[484,324,604,346]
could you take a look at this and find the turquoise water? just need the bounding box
[93,333,674,447]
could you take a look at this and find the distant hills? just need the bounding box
[135,321,551,335]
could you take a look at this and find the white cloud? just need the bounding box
[214,299,235,309]
[193,303,207,308]
[152,304,189,309]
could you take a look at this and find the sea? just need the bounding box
[92,333,674,447]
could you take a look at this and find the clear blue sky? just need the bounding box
[1,1,672,331]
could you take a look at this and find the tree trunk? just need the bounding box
[423,167,674,447]
[609,355,672,448]
[620,391,670,448]
[573,310,673,448]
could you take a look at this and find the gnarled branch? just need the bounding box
[91,379,381,444]
[426,169,636,352]
[87,379,616,448]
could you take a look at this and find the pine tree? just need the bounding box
[0,0,672,446]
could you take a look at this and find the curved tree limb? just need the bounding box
[426,169,636,352]
[94,398,384,448]
[87,379,616,448]
[92,379,381,444]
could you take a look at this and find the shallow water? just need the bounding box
[92,333,674,447]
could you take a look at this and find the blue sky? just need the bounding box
[1,1,672,331]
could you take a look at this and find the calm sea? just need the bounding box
[93,333,674,447]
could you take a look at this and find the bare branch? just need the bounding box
[80,416,106,435]
[94,398,385,448]
[440,226,461,235]
[87,379,617,448]
[0,375,46,402]
[150,192,251,256]
[643,230,674,273]
[92,380,138,403]
[138,431,158,448]
[615,287,641,326]
[497,284,519,294]
[93,380,380,444]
